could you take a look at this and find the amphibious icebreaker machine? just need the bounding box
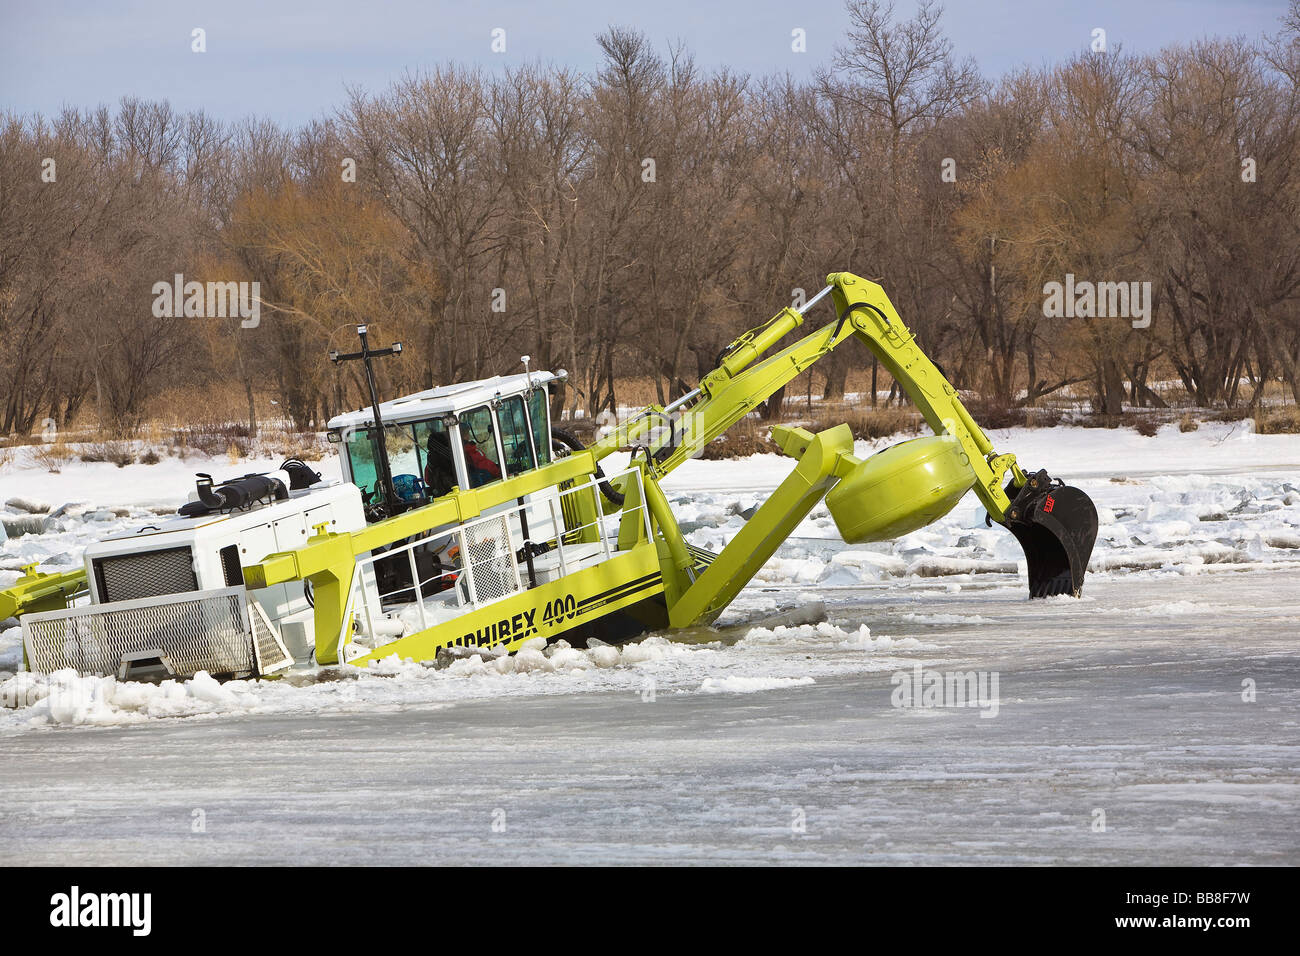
[1,273,1099,680]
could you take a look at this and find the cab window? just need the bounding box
[343,427,380,502]
[459,406,503,488]
[498,395,536,477]
[415,417,456,498]
[344,424,429,505]
[382,423,425,503]
[528,388,551,466]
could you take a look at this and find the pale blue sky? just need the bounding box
[0,0,1291,125]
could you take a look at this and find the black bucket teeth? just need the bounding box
[998,469,1099,598]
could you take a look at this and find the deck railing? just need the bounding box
[342,466,652,649]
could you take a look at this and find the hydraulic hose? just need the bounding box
[551,429,626,505]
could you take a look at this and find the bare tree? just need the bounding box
[820,0,985,153]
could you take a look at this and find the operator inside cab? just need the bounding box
[424,427,500,498]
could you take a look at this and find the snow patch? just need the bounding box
[901,612,995,625]
[1138,601,1211,616]
[699,675,815,694]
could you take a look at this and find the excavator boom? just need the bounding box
[592,272,1098,602]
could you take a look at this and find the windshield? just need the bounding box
[342,427,381,503]
[343,418,454,505]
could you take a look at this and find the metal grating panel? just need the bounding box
[248,600,293,675]
[22,587,257,679]
[93,546,197,603]
[462,514,520,604]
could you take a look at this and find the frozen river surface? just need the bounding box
[2,569,1297,865]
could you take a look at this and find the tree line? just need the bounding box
[2,0,1298,436]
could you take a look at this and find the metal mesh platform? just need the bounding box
[462,514,521,604]
[21,587,291,680]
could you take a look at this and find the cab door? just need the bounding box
[495,393,568,574]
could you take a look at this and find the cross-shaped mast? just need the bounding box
[330,325,404,516]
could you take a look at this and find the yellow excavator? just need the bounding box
[2,272,1098,680]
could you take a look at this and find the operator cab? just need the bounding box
[327,370,562,520]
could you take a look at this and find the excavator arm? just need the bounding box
[591,272,1098,610]
[595,273,1021,516]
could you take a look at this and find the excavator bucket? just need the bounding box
[998,469,1098,598]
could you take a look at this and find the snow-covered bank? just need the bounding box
[2,421,1295,510]
[0,452,341,511]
